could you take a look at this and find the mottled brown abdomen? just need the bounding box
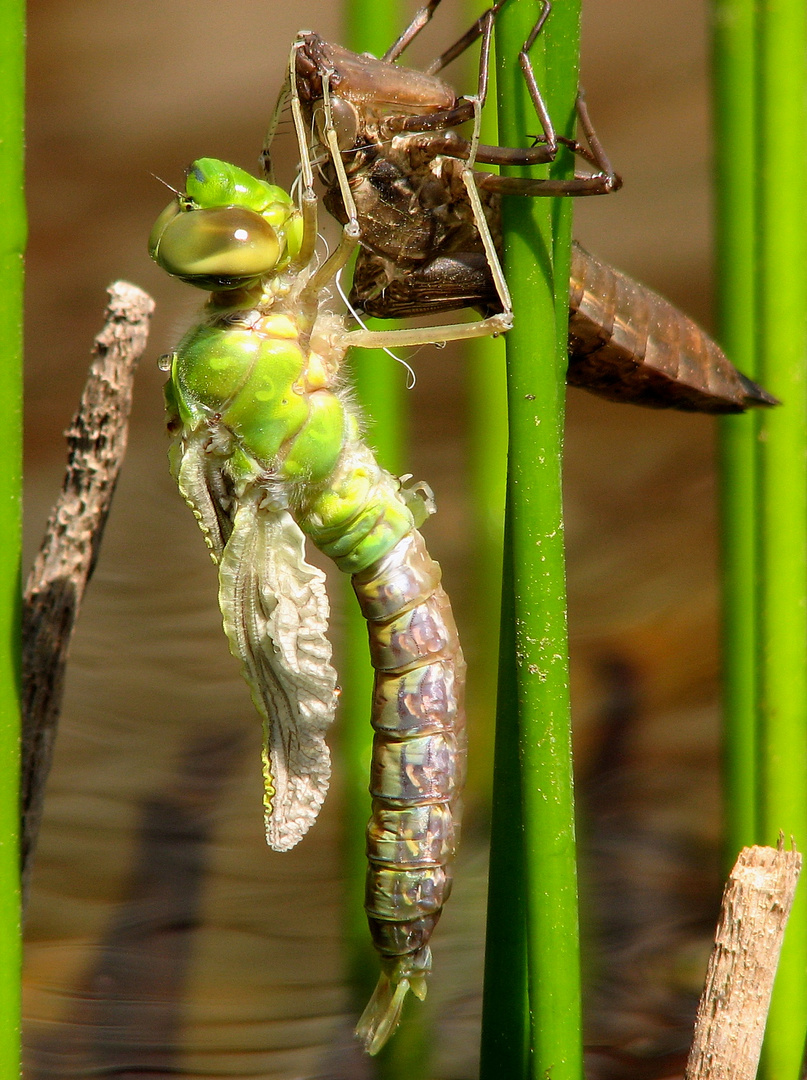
[568,243,776,413]
[351,529,466,1053]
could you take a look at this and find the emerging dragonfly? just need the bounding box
[148,153,509,1053]
[271,0,775,413]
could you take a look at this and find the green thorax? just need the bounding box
[169,302,347,487]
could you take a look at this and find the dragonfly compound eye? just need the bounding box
[149,204,282,288]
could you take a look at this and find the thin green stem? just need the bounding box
[481,3,582,1078]
[711,1,759,861]
[755,1,807,1075]
[465,332,507,801]
[465,17,507,804]
[480,546,529,1075]
[0,0,24,1072]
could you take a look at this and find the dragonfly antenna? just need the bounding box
[151,173,182,196]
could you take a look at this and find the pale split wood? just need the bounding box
[21,281,155,904]
[685,843,802,1080]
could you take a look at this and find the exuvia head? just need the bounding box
[148,158,304,290]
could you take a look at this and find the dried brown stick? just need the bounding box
[21,282,155,902]
[685,843,802,1080]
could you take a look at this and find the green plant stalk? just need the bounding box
[465,332,507,801]
[339,2,422,1074]
[480,547,529,1075]
[474,29,525,1075]
[755,2,807,1075]
[711,1,760,862]
[464,22,508,803]
[481,2,582,1078]
[0,0,24,1072]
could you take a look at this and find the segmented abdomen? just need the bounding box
[354,530,465,965]
[567,244,776,412]
[296,420,465,1053]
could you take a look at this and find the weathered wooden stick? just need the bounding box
[21,282,154,902]
[685,843,802,1080]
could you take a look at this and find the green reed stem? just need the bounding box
[712,0,760,864]
[754,2,807,1075]
[465,17,508,805]
[340,2,420,1074]
[480,3,582,1078]
[0,0,24,1072]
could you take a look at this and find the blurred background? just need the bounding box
[24,2,724,1076]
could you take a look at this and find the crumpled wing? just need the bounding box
[172,433,234,561]
[218,491,339,851]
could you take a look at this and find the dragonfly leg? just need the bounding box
[384,0,618,194]
[462,91,512,309]
[386,0,553,152]
[425,0,512,76]
[383,5,507,138]
[344,309,510,351]
[382,0,444,63]
[471,61,621,194]
[286,39,320,271]
[472,59,620,193]
[573,88,620,184]
[469,82,621,194]
[475,90,622,197]
[517,0,556,156]
[386,1,552,152]
[261,69,290,186]
[298,69,360,301]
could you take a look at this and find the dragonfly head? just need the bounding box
[149,158,304,290]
